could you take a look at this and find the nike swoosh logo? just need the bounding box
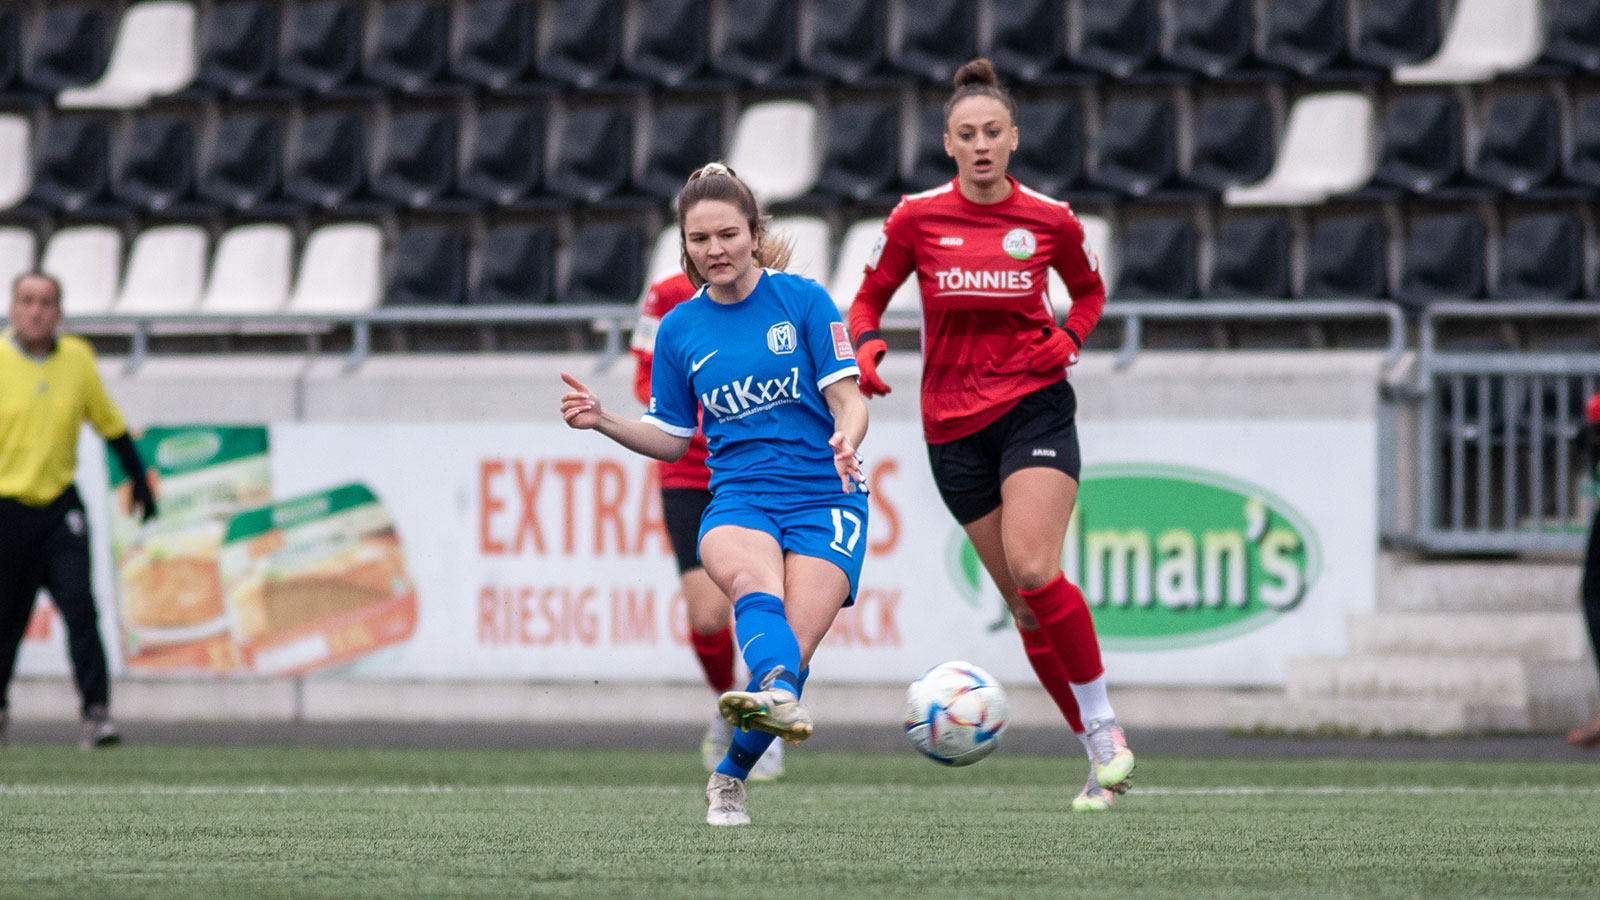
[740,632,766,655]
[691,351,718,372]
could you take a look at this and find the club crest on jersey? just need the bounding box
[1003,228,1037,260]
[767,321,798,355]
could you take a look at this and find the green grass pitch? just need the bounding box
[3,745,1598,900]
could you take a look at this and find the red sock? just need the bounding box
[690,626,736,693]
[1017,572,1104,684]
[1018,626,1083,733]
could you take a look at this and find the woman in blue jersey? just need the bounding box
[560,162,870,826]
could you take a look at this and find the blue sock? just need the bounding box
[731,592,800,695]
[715,665,813,780]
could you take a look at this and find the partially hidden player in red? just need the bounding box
[1570,389,1600,748]
[849,58,1132,811]
[632,272,783,780]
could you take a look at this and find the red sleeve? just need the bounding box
[1054,207,1106,348]
[848,199,918,344]
[630,281,665,406]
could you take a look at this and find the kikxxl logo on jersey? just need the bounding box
[698,367,802,420]
[945,464,1321,650]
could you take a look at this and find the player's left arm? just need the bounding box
[1026,210,1108,373]
[823,378,868,493]
[79,344,159,521]
[807,283,869,491]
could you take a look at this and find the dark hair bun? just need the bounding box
[952,58,998,90]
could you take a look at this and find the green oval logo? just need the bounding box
[948,464,1321,650]
[155,432,222,470]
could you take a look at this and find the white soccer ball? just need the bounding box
[904,660,1009,767]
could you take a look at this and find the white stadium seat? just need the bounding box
[727,100,820,205]
[287,222,383,314]
[1049,213,1115,311]
[831,218,920,315]
[201,224,293,314]
[58,1,199,109]
[768,216,831,282]
[1393,0,1543,84]
[0,115,30,210]
[0,227,36,290]
[42,226,123,316]
[115,225,207,313]
[643,225,682,295]
[1225,92,1377,207]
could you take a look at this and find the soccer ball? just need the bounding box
[903,660,1009,767]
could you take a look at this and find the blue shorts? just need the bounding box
[698,489,871,606]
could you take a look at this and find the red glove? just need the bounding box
[1028,326,1081,374]
[854,333,891,397]
[1586,391,1600,425]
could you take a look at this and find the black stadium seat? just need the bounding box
[991,0,1088,84]
[1539,0,1600,74]
[1087,97,1177,197]
[1207,217,1290,299]
[1076,0,1159,80]
[1163,0,1254,79]
[460,108,548,208]
[895,0,976,84]
[540,0,627,89]
[1302,215,1387,299]
[565,224,644,304]
[1115,218,1197,299]
[283,112,366,209]
[1363,93,1464,197]
[1397,214,1486,312]
[810,102,900,202]
[1350,0,1439,69]
[626,0,722,89]
[364,1,450,94]
[188,2,278,98]
[370,111,457,209]
[278,1,362,95]
[23,118,111,214]
[713,0,802,86]
[1471,93,1560,196]
[1185,97,1274,193]
[0,8,18,97]
[1495,214,1585,300]
[198,115,283,213]
[473,225,555,304]
[548,107,633,205]
[387,227,466,306]
[906,105,953,191]
[637,105,722,201]
[1259,0,1347,77]
[806,0,899,85]
[451,0,538,92]
[23,6,108,93]
[1559,96,1600,190]
[114,116,201,214]
[1008,101,1085,199]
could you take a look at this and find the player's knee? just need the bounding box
[1008,563,1059,594]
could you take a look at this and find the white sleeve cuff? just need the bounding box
[641,415,696,438]
[816,366,860,391]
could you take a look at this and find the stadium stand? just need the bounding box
[1206,216,1292,300]
[115,225,207,314]
[113,115,202,215]
[1076,0,1159,80]
[277,1,364,96]
[41,224,122,316]
[713,0,802,87]
[805,0,897,85]
[181,0,277,99]
[1162,0,1255,79]
[364,0,452,95]
[1114,217,1197,300]
[1396,213,1488,313]
[286,222,383,313]
[727,100,819,204]
[57,0,196,109]
[370,110,459,210]
[1303,214,1389,299]
[450,0,541,93]
[1007,100,1087,199]
[1350,0,1441,69]
[1539,0,1600,74]
[282,112,368,211]
[197,114,285,213]
[1226,92,1376,205]
[1184,96,1274,194]
[808,101,901,203]
[1392,0,1543,84]
[386,226,467,306]
[198,223,294,313]
[625,0,718,90]
[1358,92,1465,198]
[988,0,1088,84]
[0,115,28,209]
[459,107,548,209]
[637,105,722,202]
[548,106,636,206]
[1087,97,1179,198]
[0,226,35,289]
[893,0,975,84]
[22,6,108,94]
[473,224,555,305]
[564,223,643,305]
[1495,212,1586,300]
[19,116,113,216]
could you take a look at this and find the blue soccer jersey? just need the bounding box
[644,269,861,495]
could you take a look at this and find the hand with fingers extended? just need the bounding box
[855,335,891,397]
[560,372,605,430]
[829,432,863,493]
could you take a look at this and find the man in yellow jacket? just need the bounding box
[0,272,157,749]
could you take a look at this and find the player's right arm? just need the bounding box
[560,372,690,462]
[848,201,919,397]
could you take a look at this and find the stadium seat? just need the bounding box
[905,105,954,191]
[199,223,292,313]
[286,222,382,313]
[548,107,633,205]
[1540,0,1600,73]
[459,108,547,208]
[197,114,283,213]
[831,218,919,313]
[450,0,539,92]
[41,225,122,316]
[185,1,276,99]
[1350,0,1440,69]
[894,0,976,83]
[1393,0,1543,84]
[0,115,28,209]
[565,224,644,304]
[1470,92,1560,195]
[540,0,624,90]
[23,117,112,215]
[22,7,108,93]
[637,105,721,201]
[0,9,21,101]
[767,216,831,281]
[1045,212,1115,304]
[472,224,555,304]
[990,0,1086,84]
[1114,218,1197,299]
[1495,213,1584,300]
[643,225,682,289]
[805,0,899,85]
[1184,97,1273,195]
[1258,0,1350,77]
[386,227,465,306]
[809,102,900,202]
[1225,92,1375,206]
[1302,214,1387,298]
[1397,214,1486,311]
[282,112,366,210]
[277,1,362,95]
[1162,0,1254,79]
[1075,0,1160,80]
[113,116,202,214]
[1008,101,1085,199]
[370,111,457,209]
[364,1,449,94]
[58,1,198,108]
[115,225,207,314]
[1206,216,1290,299]
[0,226,35,290]
[1086,98,1177,197]
[626,0,724,89]
[1559,95,1600,190]
[713,0,803,86]
[727,100,820,204]
[1361,93,1464,197]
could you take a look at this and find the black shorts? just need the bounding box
[661,487,713,574]
[927,380,1082,525]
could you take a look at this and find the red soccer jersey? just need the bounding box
[849,176,1107,444]
[632,272,712,490]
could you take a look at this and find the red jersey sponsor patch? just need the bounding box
[831,321,853,360]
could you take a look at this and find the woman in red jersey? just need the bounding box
[848,58,1132,812]
[632,271,781,780]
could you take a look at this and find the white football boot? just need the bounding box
[705,773,751,826]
